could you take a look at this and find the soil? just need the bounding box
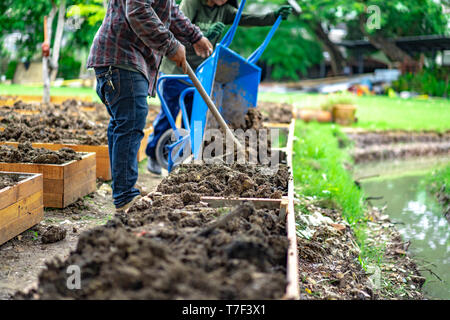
[203,108,282,164]
[0,160,163,300]
[344,130,450,164]
[41,226,67,244]
[0,142,82,164]
[156,163,289,203]
[0,99,159,146]
[0,173,22,190]
[15,195,288,299]
[258,101,293,124]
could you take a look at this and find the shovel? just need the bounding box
[185,62,245,154]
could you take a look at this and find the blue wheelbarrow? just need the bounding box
[155,0,282,172]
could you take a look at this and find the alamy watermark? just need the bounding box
[66,265,81,290]
[66,5,83,31]
[366,5,381,30]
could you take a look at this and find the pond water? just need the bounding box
[355,156,450,300]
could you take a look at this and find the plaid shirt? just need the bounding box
[87,0,203,96]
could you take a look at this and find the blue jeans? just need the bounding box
[145,78,193,160]
[95,66,149,208]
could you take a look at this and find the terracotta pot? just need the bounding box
[332,104,356,126]
[296,108,332,123]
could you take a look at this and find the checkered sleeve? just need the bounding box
[169,0,203,46]
[125,0,180,57]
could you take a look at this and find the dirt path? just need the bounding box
[0,159,162,300]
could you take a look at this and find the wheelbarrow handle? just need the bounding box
[185,62,244,154]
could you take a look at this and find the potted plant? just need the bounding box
[320,94,357,126]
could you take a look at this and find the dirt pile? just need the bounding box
[16,198,288,300]
[0,142,82,164]
[258,101,293,124]
[0,173,22,190]
[157,163,289,204]
[203,108,282,164]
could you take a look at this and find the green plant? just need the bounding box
[5,60,17,80]
[57,51,81,80]
[392,67,450,97]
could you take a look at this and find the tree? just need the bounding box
[346,0,448,65]
[0,0,69,102]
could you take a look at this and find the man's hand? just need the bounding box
[275,5,292,20]
[193,37,213,59]
[168,43,187,73]
[204,22,226,41]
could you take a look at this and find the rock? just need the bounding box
[41,226,67,244]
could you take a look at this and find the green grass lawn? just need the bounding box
[259,92,450,132]
[0,84,161,105]
[2,84,449,131]
[0,84,98,100]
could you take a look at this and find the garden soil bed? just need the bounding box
[0,173,23,190]
[17,198,288,299]
[0,142,82,164]
[344,129,450,164]
[13,159,291,299]
[0,99,160,146]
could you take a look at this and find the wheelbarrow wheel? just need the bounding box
[155,128,189,170]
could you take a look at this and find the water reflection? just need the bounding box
[361,172,450,299]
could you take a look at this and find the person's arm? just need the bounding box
[169,0,203,46]
[223,4,277,27]
[125,0,180,58]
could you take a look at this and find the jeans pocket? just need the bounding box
[104,68,121,106]
[95,76,108,106]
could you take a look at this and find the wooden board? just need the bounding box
[0,153,96,208]
[0,172,44,245]
[0,126,152,181]
[200,196,283,209]
[283,118,300,300]
[0,95,92,106]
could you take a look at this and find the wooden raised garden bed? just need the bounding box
[0,172,44,245]
[0,127,151,180]
[0,153,96,208]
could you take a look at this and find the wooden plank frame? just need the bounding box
[0,127,151,181]
[197,118,300,300]
[0,152,96,208]
[0,172,44,245]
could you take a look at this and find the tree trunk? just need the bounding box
[50,0,66,81]
[358,13,414,64]
[311,21,346,76]
[43,3,58,104]
[103,0,108,8]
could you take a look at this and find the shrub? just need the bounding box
[392,67,450,97]
[57,51,81,80]
[5,60,18,80]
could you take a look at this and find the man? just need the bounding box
[87,0,213,212]
[145,0,292,174]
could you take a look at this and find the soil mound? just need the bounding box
[0,142,82,164]
[0,173,22,190]
[17,201,288,300]
[157,163,289,204]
